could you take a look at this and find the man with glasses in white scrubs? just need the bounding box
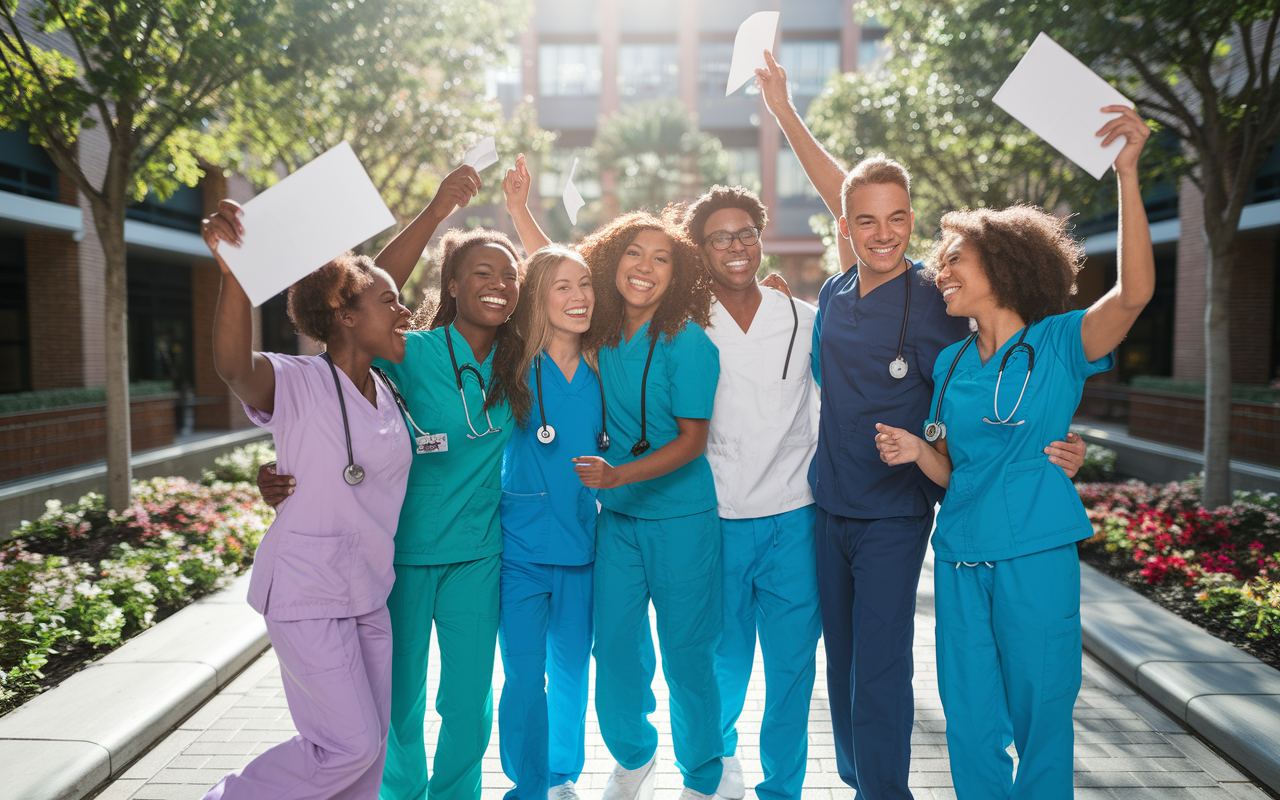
[684,187,822,800]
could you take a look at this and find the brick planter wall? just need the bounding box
[1128,389,1280,468]
[0,394,178,483]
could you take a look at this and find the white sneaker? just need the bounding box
[676,788,717,800]
[548,781,580,800]
[717,755,745,800]
[602,756,657,800]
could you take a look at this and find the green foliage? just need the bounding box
[0,381,174,415]
[201,441,278,485]
[593,98,731,215]
[1130,376,1280,405]
[1075,444,1119,484]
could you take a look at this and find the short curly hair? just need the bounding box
[578,207,714,352]
[924,205,1082,325]
[286,252,378,343]
[683,185,768,246]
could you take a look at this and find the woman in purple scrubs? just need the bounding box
[200,199,415,800]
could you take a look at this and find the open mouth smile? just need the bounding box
[479,295,509,309]
[627,277,655,291]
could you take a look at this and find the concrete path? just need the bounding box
[94,553,1272,800]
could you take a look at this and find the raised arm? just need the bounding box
[756,49,856,270]
[1081,107,1154,362]
[375,165,481,289]
[203,200,276,414]
[503,153,554,253]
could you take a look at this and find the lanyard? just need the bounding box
[444,325,502,439]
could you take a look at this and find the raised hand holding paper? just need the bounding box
[462,135,499,172]
[726,11,779,96]
[216,142,395,306]
[993,32,1134,180]
[562,157,585,226]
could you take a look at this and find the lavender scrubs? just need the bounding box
[204,352,412,800]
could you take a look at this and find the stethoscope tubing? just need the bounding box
[533,353,611,452]
[444,324,502,439]
[924,324,1036,441]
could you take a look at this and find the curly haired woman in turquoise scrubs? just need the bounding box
[873,106,1154,800]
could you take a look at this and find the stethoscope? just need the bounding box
[889,268,911,379]
[630,334,660,456]
[533,353,611,452]
[444,324,503,439]
[321,353,428,485]
[923,324,1036,442]
[781,296,799,379]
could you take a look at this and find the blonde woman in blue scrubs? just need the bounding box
[873,107,1154,799]
[505,156,724,800]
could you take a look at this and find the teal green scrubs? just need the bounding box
[593,321,724,795]
[929,309,1113,800]
[374,326,514,800]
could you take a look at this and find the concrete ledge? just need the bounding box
[1081,562,1280,792]
[0,571,268,800]
[1071,423,1280,493]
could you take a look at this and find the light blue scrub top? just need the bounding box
[596,321,720,520]
[929,309,1114,562]
[500,356,602,566]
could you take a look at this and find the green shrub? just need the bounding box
[1075,444,1118,483]
[201,441,277,485]
[0,381,175,415]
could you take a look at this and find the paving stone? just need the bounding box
[1165,733,1250,783]
[1137,661,1280,721]
[0,740,110,800]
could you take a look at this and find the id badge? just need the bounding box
[415,433,448,454]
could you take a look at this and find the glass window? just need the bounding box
[858,38,891,71]
[698,42,734,97]
[126,185,204,233]
[0,127,58,202]
[127,258,194,389]
[539,44,602,97]
[724,147,762,195]
[778,41,839,96]
[0,235,30,394]
[485,45,524,106]
[777,147,820,200]
[617,44,680,101]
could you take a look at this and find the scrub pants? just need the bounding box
[716,504,821,800]
[593,507,725,795]
[815,506,933,800]
[934,543,1081,800]
[497,560,593,800]
[204,607,393,800]
[382,555,501,800]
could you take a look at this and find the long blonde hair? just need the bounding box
[511,246,599,426]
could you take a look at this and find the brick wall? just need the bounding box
[1230,232,1276,384]
[25,230,85,389]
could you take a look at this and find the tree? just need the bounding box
[887,0,1280,508]
[0,0,286,512]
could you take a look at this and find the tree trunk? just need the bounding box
[88,193,132,513]
[1202,231,1233,509]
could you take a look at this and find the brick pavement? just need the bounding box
[94,552,1272,800]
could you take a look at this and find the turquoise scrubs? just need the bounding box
[374,326,514,800]
[498,356,601,800]
[593,321,724,795]
[929,309,1113,800]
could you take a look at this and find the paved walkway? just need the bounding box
[94,553,1271,800]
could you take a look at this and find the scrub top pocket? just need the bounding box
[500,490,551,557]
[266,530,357,619]
[397,485,444,555]
[1003,457,1080,547]
[463,486,503,552]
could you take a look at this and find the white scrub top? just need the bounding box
[705,288,820,519]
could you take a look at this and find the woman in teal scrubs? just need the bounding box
[872,107,1154,799]
[504,156,723,800]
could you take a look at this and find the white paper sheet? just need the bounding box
[461,136,499,172]
[726,11,779,97]
[563,157,585,226]
[993,32,1135,180]
[218,142,395,307]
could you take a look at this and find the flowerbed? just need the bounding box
[1077,479,1280,667]
[0,444,276,716]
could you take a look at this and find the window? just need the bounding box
[486,45,524,107]
[858,38,891,71]
[778,41,839,96]
[618,44,680,101]
[539,44,602,96]
[0,236,30,393]
[724,148,762,195]
[127,258,194,389]
[261,293,299,355]
[777,148,820,200]
[126,185,203,233]
[0,127,58,202]
[698,42,734,97]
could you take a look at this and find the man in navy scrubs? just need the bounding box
[755,52,1086,800]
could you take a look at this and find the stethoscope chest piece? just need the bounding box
[630,439,650,457]
[889,357,908,380]
[923,421,945,443]
[598,430,611,452]
[344,463,366,485]
[537,424,556,444]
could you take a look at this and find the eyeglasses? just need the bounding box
[705,227,760,250]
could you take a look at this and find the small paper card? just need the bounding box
[563,157,585,226]
[461,136,499,172]
[726,11,780,96]
[218,142,395,306]
[992,32,1135,180]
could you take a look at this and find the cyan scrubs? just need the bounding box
[593,321,724,795]
[929,309,1112,800]
[498,356,601,800]
[812,261,970,800]
[374,326,514,800]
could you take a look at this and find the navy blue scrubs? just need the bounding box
[812,261,969,800]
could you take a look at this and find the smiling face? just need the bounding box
[840,182,915,281]
[699,207,762,294]
[934,235,995,319]
[450,243,520,329]
[614,228,674,314]
[546,257,594,337]
[344,268,412,363]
